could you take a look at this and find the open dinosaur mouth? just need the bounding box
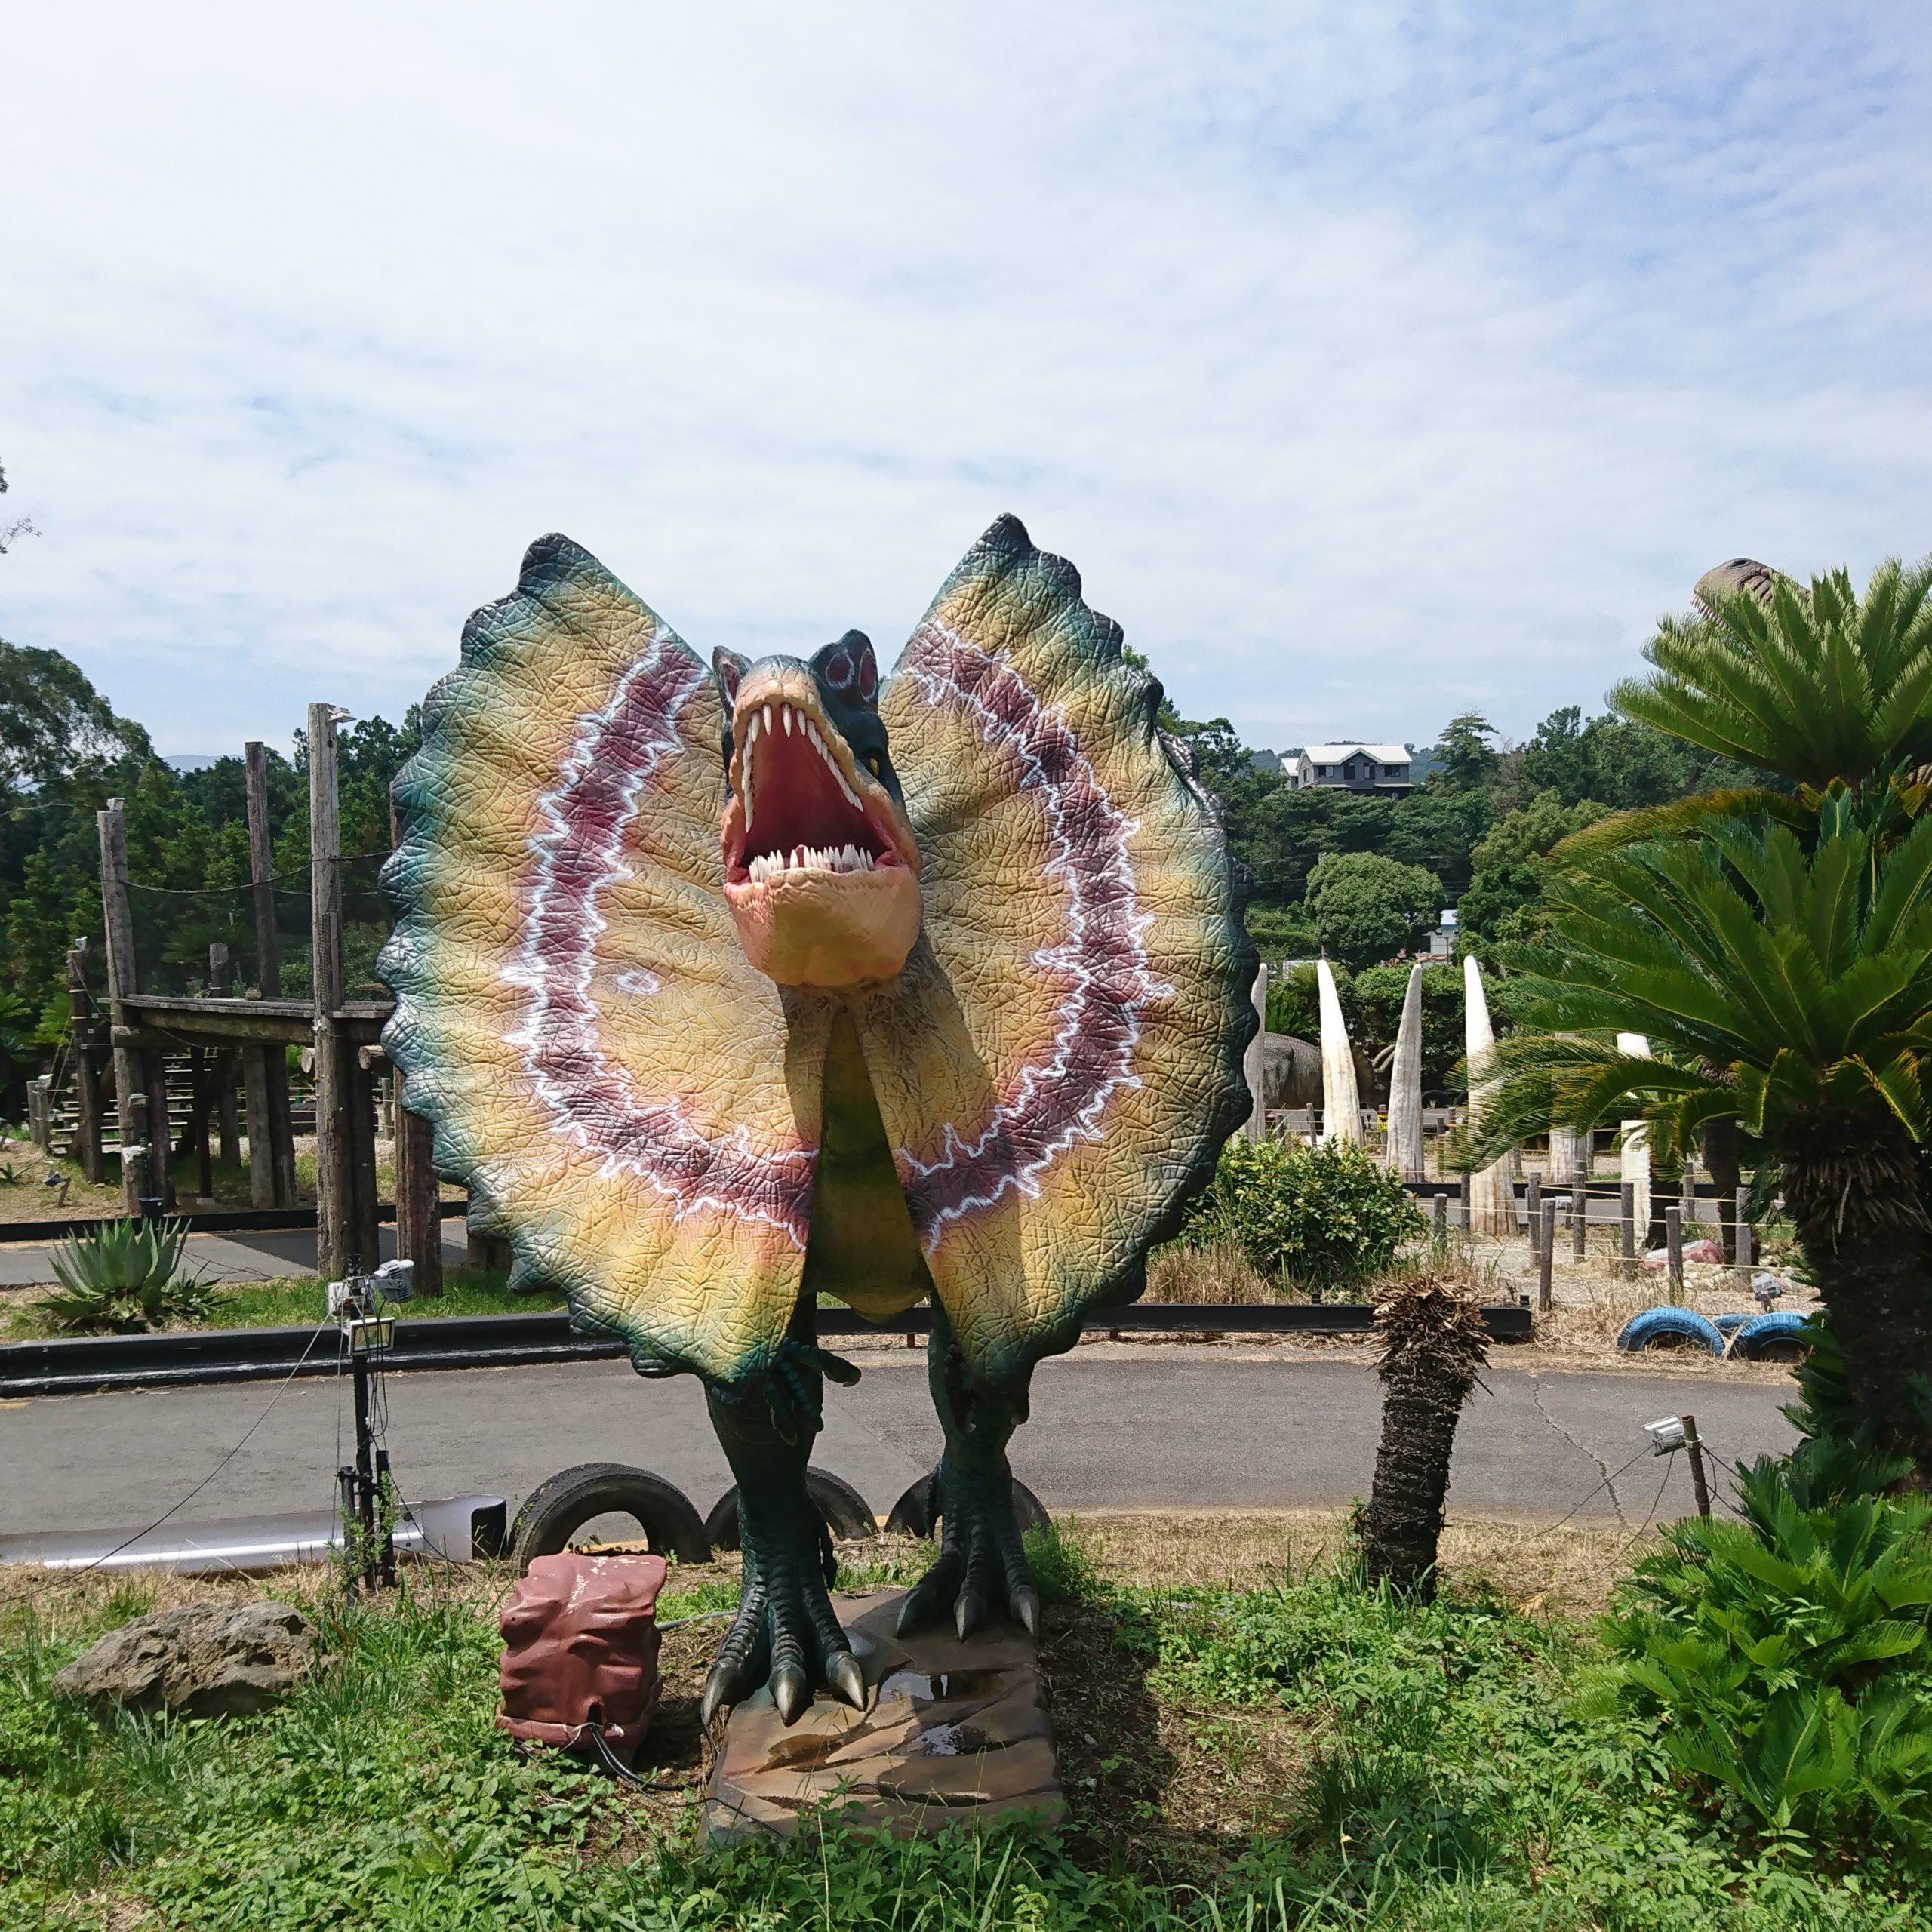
[724,698,907,885]
[720,681,922,988]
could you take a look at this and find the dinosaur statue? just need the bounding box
[379,515,1255,1725]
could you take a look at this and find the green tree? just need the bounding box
[1429,711,1500,792]
[1304,852,1443,971]
[1457,791,1608,956]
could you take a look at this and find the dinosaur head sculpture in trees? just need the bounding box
[379,516,1256,1726]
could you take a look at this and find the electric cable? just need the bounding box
[1619,1458,1678,1555]
[1540,1444,1651,1537]
[81,1318,337,1572]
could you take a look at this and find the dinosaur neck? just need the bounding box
[802,1009,932,1321]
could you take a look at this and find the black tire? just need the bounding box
[884,1466,1049,1540]
[509,1462,712,1571]
[703,1466,878,1551]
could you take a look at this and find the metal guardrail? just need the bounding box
[0,1302,1532,1398]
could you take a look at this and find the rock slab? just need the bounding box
[54,1600,318,1718]
[704,1589,1065,1843]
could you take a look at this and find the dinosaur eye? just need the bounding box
[865,754,882,777]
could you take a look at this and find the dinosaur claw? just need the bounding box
[955,1583,987,1640]
[700,1663,734,1732]
[1010,1585,1041,1639]
[827,1649,866,1710]
[771,1660,811,1726]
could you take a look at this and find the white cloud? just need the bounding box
[2,3,1929,758]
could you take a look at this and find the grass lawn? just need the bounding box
[2,1515,1920,1931]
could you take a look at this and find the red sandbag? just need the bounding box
[497,1551,666,1764]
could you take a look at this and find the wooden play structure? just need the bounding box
[26,705,445,1293]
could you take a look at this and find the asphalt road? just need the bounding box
[0,1346,1794,1540]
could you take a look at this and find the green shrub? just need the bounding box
[38,1217,211,1333]
[1183,1136,1424,1296]
[1604,1438,1932,1857]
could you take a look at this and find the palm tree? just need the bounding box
[1469,814,1932,1470]
[1621,555,1932,795]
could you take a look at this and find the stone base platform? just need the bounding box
[702,1589,1065,1843]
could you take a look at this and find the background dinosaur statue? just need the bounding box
[380,515,1255,1725]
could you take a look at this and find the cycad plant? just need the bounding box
[1606,1441,1932,1851]
[1587,555,1932,848]
[1470,810,1932,1468]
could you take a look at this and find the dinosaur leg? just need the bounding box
[895,1300,1041,1641]
[700,1321,866,1729]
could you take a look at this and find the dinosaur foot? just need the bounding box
[700,1537,863,1730]
[896,1457,1039,1642]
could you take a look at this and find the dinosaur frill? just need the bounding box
[380,518,1255,1389]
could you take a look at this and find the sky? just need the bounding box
[3,5,1929,760]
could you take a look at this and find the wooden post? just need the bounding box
[191,1046,214,1201]
[1619,1180,1636,1278]
[1571,1166,1588,1261]
[245,741,298,1207]
[1243,963,1269,1142]
[1430,1192,1448,1243]
[97,799,147,1214]
[1538,1199,1557,1312]
[144,1048,178,1210]
[208,944,242,1171]
[393,1074,443,1298]
[1524,1171,1543,1256]
[1665,1201,1684,1303]
[1681,1413,1713,1519]
[242,1047,274,1208]
[1734,1186,1755,1290]
[311,704,353,1280]
[66,946,106,1183]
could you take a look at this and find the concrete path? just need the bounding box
[0,1223,469,1289]
[0,1347,1795,1540]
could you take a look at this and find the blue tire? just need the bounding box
[1712,1312,1753,1337]
[1728,1312,1812,1361]
[1616,1307,1726,1355]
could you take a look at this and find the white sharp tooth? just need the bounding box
[761,705,772,734]
[783,705,794,735]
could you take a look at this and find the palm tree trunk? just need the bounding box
[1361,1277,1489,1599]
[1781,1118,1932,1473]
[1702,1118,1742,1263]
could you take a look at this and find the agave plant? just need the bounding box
[1469,811,1932,1468]
[41,1217,211,1334]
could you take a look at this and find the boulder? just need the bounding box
[53,1600,318,1718]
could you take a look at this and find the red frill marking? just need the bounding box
[503,633,816,1244]
[895,623,1168,1241]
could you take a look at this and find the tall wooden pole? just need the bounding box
[66,945,106,1184]
[97,801,146,1214]
[245,740,297,1207]
[311,705,352,1280]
